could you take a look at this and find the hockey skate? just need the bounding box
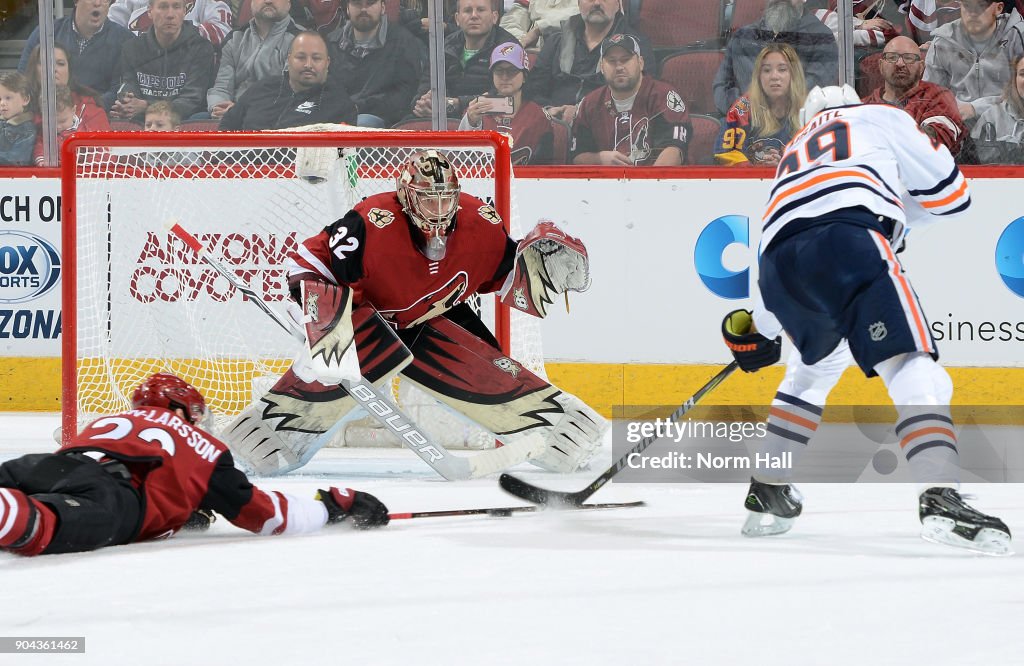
[741,477,803,537]
[919,487,1012,556]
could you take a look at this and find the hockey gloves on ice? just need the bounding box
[182,509,216,531]
[317,487,390,529]
[722,309,781,372]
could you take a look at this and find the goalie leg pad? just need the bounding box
[527,392,608,473]
[399,314,562,436]
[226,308,413,475]
[397,314,605,472]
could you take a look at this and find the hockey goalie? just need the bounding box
[225,149,606,476]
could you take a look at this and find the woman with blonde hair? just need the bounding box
[971,55,1024,164]
[716,43,807,166]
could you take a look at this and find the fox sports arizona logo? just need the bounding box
[0,231,62,304]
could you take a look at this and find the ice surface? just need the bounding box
[1,414,1020,666]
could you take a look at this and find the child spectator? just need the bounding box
[144,100,183,130]
[32,86,108,166]
[0,73,37,166]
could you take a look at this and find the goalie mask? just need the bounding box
[397,150,461,260]
[131,373,211,429]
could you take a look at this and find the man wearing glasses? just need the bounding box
[924,0,1024,123]
[864,36,966,156]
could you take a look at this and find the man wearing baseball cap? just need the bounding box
[571,33,690,166]
[460,41,555,164]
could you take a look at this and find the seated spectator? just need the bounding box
[145,99,183,130]
[411,0,519,119]
[814,0,899,48]
[714,0,838,115]
[32,86,108,166]
[110,0,233,47]
[27,44,111,166]
[330,0,423,127]
[863,36,966,155]
[715,43,806,166]
[208,0,302,119]
[898,0,969,43]
[924,0,1024,123]
[571,33,690,166]
[220,30,358,128]
[400,0,460,47]
[460,41,553,164]
[26,43,110,130]
[17,0,132,110]
[112,0,217,122]
[972,55,1024,161]
[0,73,36,166]
[499,0,578,50]
[528,0,653,124]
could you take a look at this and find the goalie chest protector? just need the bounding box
[350,192,513,329]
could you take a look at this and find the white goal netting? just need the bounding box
[64,128,544,449]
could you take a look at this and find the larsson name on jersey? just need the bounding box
[128,408,223,463]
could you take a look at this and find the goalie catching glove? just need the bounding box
[500,220,591,318]
[722,309,781,372]
[291,280,361,385]
[316,487,390,529]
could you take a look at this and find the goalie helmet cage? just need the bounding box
[61,129,545,449]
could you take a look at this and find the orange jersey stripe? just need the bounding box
[873,231,932,353]
[920,178,968,209]
[769,406,819,431]
[764,169,883,218]
[900,426,956,449]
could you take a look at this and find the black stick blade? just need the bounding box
[499,473,580,507]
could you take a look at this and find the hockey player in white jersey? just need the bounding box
[721,85,1012,555]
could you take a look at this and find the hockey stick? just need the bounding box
[168,221,545,481]
[499,361,740,506]
[388,500,646,520]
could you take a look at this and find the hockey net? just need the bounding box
[62,128,545,449]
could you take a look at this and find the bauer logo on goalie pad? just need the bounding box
[478,205,502,225]
[367,208,395,229]
[493,357,521,377]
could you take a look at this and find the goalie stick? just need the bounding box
[167,220,545,481]
[388,500,645,520]
[499,361,739,506]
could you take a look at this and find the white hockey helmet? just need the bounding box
[799,84,861,126]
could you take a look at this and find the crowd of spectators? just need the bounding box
[2,0,1023,166]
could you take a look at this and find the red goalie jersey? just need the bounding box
[287,191,516,329]
[61,408,313,541]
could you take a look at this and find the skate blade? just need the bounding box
[920,516,1014,556]
[742,511,796,537]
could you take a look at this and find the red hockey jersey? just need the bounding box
[61,408,312,542]
[287,191,516,329]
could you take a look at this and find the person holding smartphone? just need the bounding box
[460,41,554,164]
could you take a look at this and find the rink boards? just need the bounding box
[1,172,1022,416]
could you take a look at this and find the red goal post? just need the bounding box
[60,129,541,447]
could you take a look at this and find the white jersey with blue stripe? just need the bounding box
[760,103,971,253]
